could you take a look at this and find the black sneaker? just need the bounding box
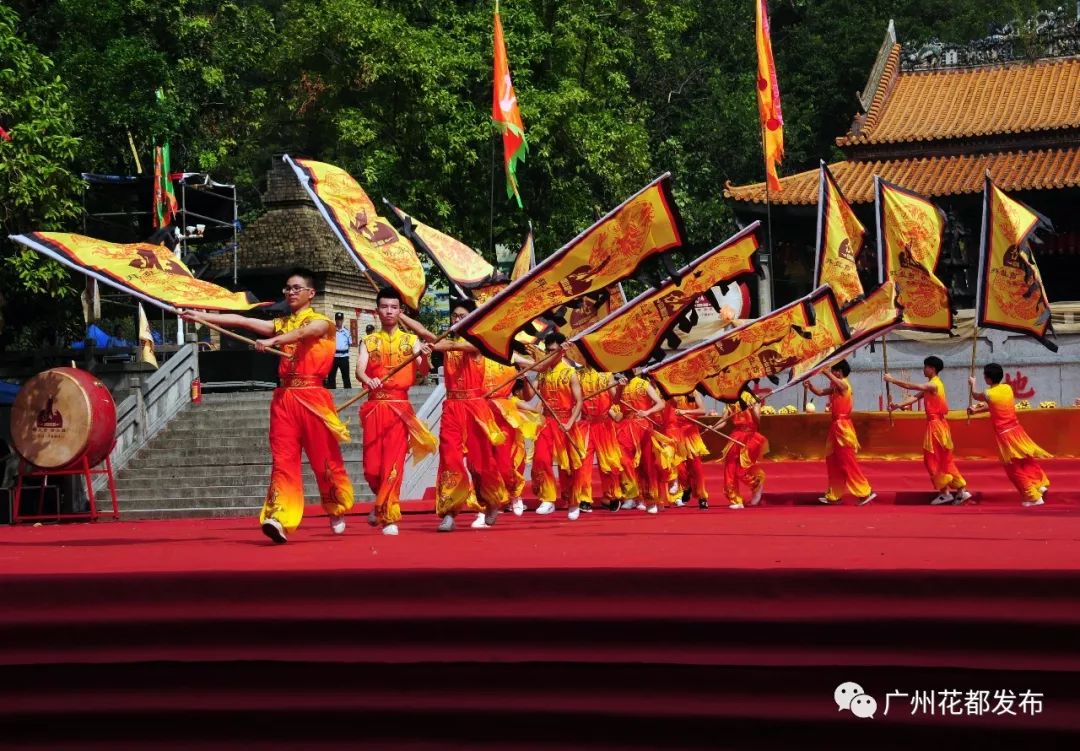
[580,501,593,513]
[698,498,709,510]
[608,500,621,512]
[681,488,692,505]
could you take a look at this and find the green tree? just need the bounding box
[0,2,83,348]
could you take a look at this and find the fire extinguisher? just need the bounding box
[191,377,203,405]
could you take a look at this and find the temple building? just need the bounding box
[724,12,1080,312]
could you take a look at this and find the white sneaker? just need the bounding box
[261,518,287,544]
[1022,497,1045,507]
[818,496,836,505]
[646,504,659,515]
[329,514,346,535]
[669,480,680,496]
[728,501,744,510]
[567,506,580,521]
[857,492,878,506]
[620,499,638,510]
[953,489,972,504]
[382,523,399,536]
[535,501,556,515]
[673,499,686,507]
[930,492,954,506]
[437,515,456,532]
[471,513,489,529]
[1039,485,1049,494]
[750,485,765,506]
[511,498,525,516]
[635,501,647,511]
[367,508,378,527]
[484,506,500,526]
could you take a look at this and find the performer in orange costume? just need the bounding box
[615,374,672,513]
[804,360,876,505]
[484,355,542,519]
[578,365,625,512]
[969,362,1051,507]
[719,386,768,510]
[182,268,354,544]
[402,301,508,532]
[885,356,971,505]
[355,288,438,536]
[530,333,589,520]
[667,392,712,510]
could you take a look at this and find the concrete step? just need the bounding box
[117,483,376,502]
[113,464,363,480]
[118,506,262,521]
[126,448,365,467]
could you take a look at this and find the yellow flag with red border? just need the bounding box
[575,224,760,374]
[975,176,1056,351]
[646,287,846,402]
[284,155,426,309]
[387,203,495,295]
[9,232,263,311]
[814,162,865,307]
[511,229,534,281]
[454,174,685,364]
[876,177,951,332]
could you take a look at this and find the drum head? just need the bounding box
[10,369,96,469]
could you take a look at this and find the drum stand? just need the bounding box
[11,455,120,524]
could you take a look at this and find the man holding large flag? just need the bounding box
[494,1,527,208]
[181,268,355,544]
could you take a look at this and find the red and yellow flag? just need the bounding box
[387,203,495,296]
[976,175,1056,351]
[575,223,760,374]
[455,174,685,363]
[284,156,426,310]
[756,0,784,192]
[10,232,263,311]
[646,287,846,401]
[875,177,951,332]
[494,2,527,208]
[511,228,534,281]
[815,162,865,307]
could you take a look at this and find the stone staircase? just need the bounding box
[114,386,437,520]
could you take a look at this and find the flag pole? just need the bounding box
[760,125,776,315]
[966,325,979,423]
[178,309,288,357]
[481,346,562,399]
[882,338,894,426]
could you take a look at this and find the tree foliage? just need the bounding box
[0,0,1066,347]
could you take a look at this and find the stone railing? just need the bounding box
[95,343,199,489]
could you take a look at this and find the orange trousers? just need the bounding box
[1003,457,1049,501]
[436,399,507,517]
[584,419,624,502]
[721,430,766,505]
[360,400,412,526]
[922,418,965,492]
[262,388,354,533]
[490,406,526,500]
[824,446,872,501]
[532,421,590,505]
[616,418,664,504]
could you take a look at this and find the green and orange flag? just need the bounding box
[153,89,178,229]
[494,1,527,208]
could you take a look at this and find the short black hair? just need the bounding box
[924,356,944,374]
[450,297,476,314]
[376,287,401,304]
[286,267,316,290]
[365,324,375,335]
[830,359,851,377]
[543,331,568,349]
[334,311,344,320]
[984,362,1004,384]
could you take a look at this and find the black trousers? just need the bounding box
[327,356,351,389]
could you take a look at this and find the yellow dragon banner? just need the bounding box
[575,224,760,373]
[976,176,1056,351]
[876,178,951,332]
[10,232,263,311]
[285,156,426,309]
[814,162,865,307]
[454,174,685,363]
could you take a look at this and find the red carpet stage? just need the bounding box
[2,458,1080,748]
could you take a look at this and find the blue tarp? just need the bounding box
[70,323,132,349]
[0,381,20,406]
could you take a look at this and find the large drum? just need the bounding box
[9,367,117,470]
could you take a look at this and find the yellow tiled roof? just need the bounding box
[839,49,1080,147]
[723,147,1080,206]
